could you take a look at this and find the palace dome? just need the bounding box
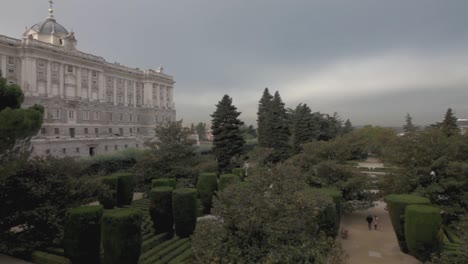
[30,18,68,35]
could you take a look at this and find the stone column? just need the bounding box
[59,63,64,98]
[99,72,105,102]
[88,70,92,101]
[113,77,117,105]
[124,81,128,106]
[76,67,82,99]
[160,85,166,108]
[133,84,137,106]
[169,86,174,108]
[143,82,153,107]
[46,61,52,97]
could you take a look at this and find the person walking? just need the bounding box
[366,214,373,230]
[374,215,379,230]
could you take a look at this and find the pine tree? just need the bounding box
[211,95,245,174]
[291,104,319,153]
[342,119,354,135]
[441,108,459,137]
[257,88,273,147]
[403,113,417,134]
[269,91,290,162]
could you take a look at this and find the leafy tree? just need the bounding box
[0,72,43,179]
[211,95,245,174]
[403,113,418,134]
[191,164,345,263]
[0,156,100,257]
[342,119,354,135]
[135,120,198,188]
[257,88,274,147]
[195,122,208,141]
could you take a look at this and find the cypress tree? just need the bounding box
[257,88,273,147]
[291,104,318,153]
[403,113,417,134]
[342,119,354,134]
[211,95,245,174]
[441,108,459,136]
[269,91,290,162]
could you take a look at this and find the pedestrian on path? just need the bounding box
[366,214,373,230]
[374,215,379,230]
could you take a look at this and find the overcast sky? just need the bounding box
[2,0,468,127]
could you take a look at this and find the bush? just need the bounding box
[404,205,441,261]
[196,172,218,213]
[316,188,342,237]
[385,194,430,252]
[81,148,144,176]
[151,178,176,189]
[115,173,134,206]
[63,205,102,264]
[31,251,71,264]
[101,208,142,264]
[218,174,239,191]
[172,188,197,238]
[149,187,174,234]
[99,175,119,209]
[232,168,244,179]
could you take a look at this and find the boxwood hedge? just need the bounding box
[404,205,441,261]
[101,208,142,264]
[385,194,430,252]
[63,205,103,264]
[172,188,197,238]
[149,187,174,234]
[115,173,134,206]
[196,172,218,213]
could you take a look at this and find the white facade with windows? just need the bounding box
[0,4,176,157]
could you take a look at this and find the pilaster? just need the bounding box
[46,61,52,97]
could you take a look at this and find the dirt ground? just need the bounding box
[339,202,421,264]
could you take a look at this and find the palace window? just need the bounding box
[109,113,113,121]
[114,145,118,150]
[38,61,46,68]
[8,57,15,65]
[119,128,123,136]
[84,128,88,134]
[95,127,99,135]
[67,65,73,73]
[76,148,80,153]
[92,71,98,77]
[41,127,46,134]
[82,111,90,120]
[94,111,99,120]
[68,110,75,119]
[105,146,108,151]
[120,113,123,121]
[54,109,61,119]
[109,128,112,134]
[54,128,60,135]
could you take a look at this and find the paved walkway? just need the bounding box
[338,202,421,264]
[0,254,32,264]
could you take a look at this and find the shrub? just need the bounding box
[63,205,103,264]
[232,168,244,179]
[405,205,442,261]
[115,173,134,206]
[151,178,176,189]
[101,208,142,264]
[149,187,174,234]
[81,148,144,176]
[172,188,197,238]
[196,172,218,213]
[218,174,239,191]
[99,175,119,209]
[316,188,342,237]
[385,194,430,252]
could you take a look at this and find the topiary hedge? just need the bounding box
[404,205,442,261]
[149,187,174,235]
[63,205,103,264]
[172,188,197,238]
[385,194,430,252]
[99,175,119,209]
[196,172,218,213]
[101,208,142,264]
[218,174,239,191]
[152,178,176,189]
[115,173,134,206]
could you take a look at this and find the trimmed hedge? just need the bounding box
[116,173,134,206]
[31,251,71,264]
[404,205,442,261]
[218,174,239,191]
[152,178,176,189]
[172,188,198,238]
[99,175,119,209]
[197,172,218,213]
[102,208,142,264]
[149,187,174,234]
[63,205,103,264]
[385,194,430,252]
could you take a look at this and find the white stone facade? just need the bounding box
[0,8,176,157]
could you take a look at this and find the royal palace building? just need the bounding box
[0,3,176,157]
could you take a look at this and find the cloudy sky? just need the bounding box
[2,0,468,127]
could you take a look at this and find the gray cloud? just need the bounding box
[1,0,468,127]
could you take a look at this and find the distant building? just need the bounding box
[0,3,176,157]
[456,119,468,134]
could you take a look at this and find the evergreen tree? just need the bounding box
[403,113,418,134]
[195,122,207,141]
[342,119,354,134]
[291,104,319,153]
[211,95,245,174]
[257,88,273,147]
[269,91,290,162]
[441,108,459,137]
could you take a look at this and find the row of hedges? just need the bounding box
[63,206,142,264]
[99,173,135,209]
[385,194,443,262]
[197,173,218,213]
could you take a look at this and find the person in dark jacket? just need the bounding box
[366,214,373,230]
